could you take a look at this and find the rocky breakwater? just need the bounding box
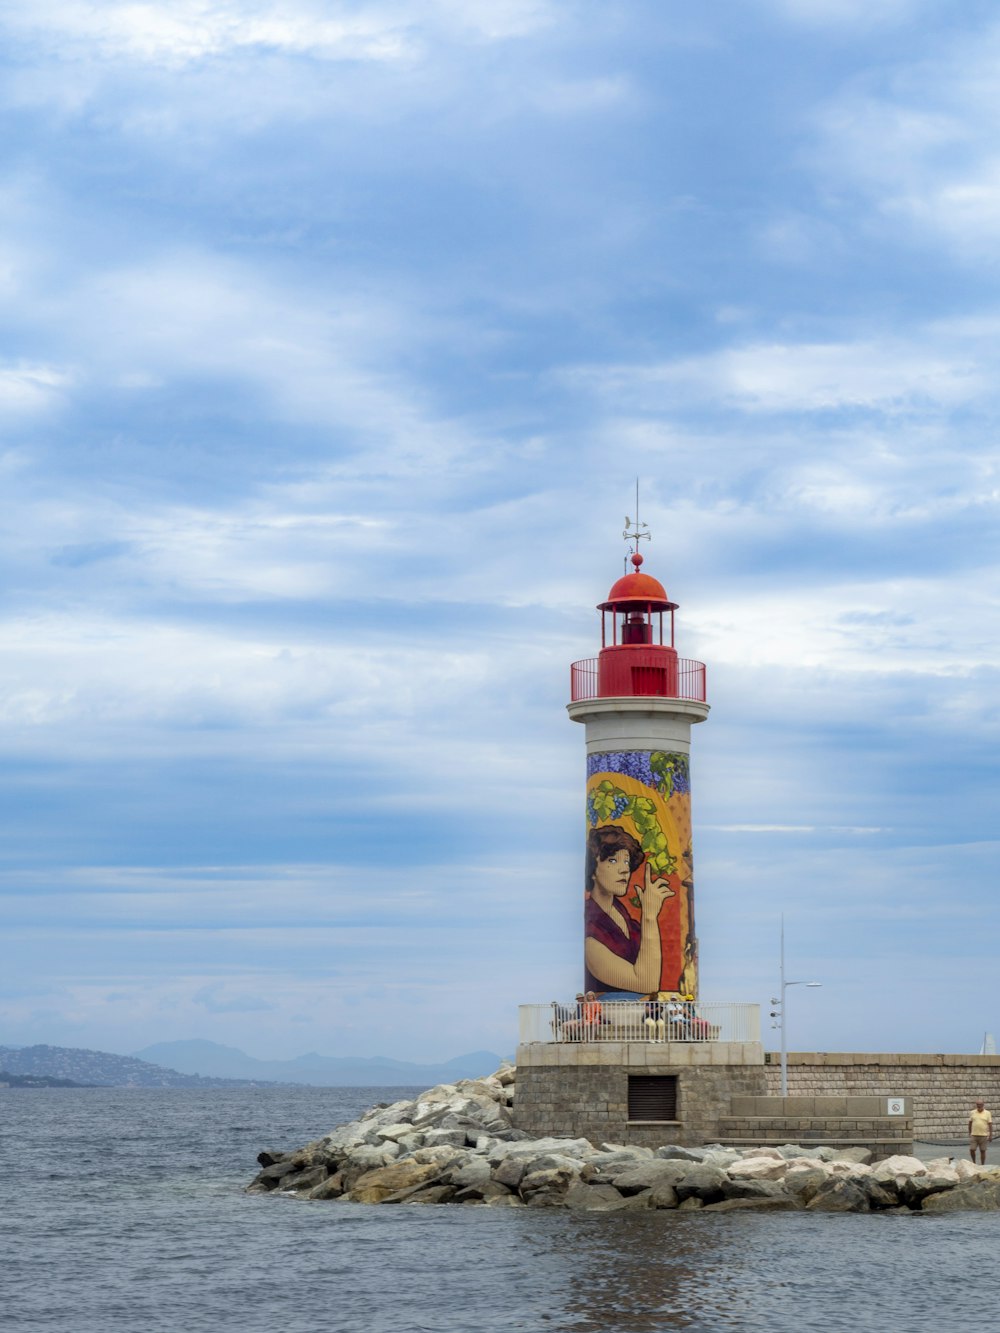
[247,1066,1000,1213]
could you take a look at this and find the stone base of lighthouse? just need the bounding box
[513,1042,767,1149]
[513,1043,917,1157]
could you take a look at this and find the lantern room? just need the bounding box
[569,552,707,703]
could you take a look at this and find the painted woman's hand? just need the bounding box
[638,860,674,920]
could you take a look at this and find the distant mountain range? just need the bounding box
[0,1041,505,1089]
[0,1044,273,1088]
[132,1039,505,1086]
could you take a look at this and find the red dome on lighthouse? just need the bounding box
[599,553,677,612]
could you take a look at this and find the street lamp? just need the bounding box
[770,916,821,1097]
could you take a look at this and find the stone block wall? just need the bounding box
[764,1054,1000,1141]
[718,1094,913,1158]
[514,1042,766,1147]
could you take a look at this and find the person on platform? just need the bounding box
[969,1098,993,1164]
[561,991,604,1041]
[584,825,674,995]
[643,994,666,1040]
[581,991,604,1039]
[557,993,586,1041]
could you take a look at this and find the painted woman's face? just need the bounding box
[592,848,632,896]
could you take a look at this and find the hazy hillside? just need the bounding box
[132,1038,505,1086]
[0,1044,275,1088]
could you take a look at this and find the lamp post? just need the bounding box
[770,917,821,1098]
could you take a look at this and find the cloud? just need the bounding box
[193,983,276,1012]
[565,335,990,415]
[0,363,72,415]
[765,0,923,26]
[1,0,999,1065]
[2,1,419,67]
[0,0,558,73]
[807,19,1000,259]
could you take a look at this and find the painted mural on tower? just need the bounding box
[583,749,696,999]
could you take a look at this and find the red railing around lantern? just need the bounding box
[570,655,707,703]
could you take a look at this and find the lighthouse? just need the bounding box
[567,526,709,1002]
[513,521,765,1150]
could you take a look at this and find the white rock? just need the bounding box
[451,1157,492,1188]
[702,1149,741,1169]
[837,1164,873,1182]
[407,1145,468,1166]
[955,1159,986,1180]
[491,1137,594,1162]
[785,1158,831,1174]
[829,1160,871,1177]
[375,1124,420,1143]
[346,1143,400,1170]
[727,1157,788,1181]
[871,1155,927,1183]
[360,1099,417,1125]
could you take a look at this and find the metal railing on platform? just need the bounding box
[518,1001,760,1046]
[569,657,707,703]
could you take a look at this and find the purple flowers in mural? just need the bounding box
[587,749,691,797]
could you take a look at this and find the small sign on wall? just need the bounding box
[887,1097,905,1116]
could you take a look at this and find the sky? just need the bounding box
[2,0,1000,1063]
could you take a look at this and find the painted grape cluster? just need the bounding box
[585,748,688,879]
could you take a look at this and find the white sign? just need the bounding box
[887,1097,905,1116]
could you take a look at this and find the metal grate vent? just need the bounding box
[627,1075,678,1122]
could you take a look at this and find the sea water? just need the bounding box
[3,1084,997,1332]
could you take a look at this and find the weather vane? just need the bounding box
[623,477,650,569]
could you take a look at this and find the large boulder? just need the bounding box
[253,1157,306,1188]
[871,1155,927,1185]
[279,1165,328,1193]
[563,1183,630,1212]
[448,1157,492,1190]
[492,1157,529,1190]
[308,1173,347,1200]
[805,1178,868,1213]
[349,1160,446,1204]
[421,1128,470,1150]
[406,1145,469,1168]
[406,1185,458,1205]
[455,1181,512,1204]
[727,1157,788,1182]
[344,1143,400,1172]
[900,1168,960,1209]
[831,1147,873,1165]
[489,1136,593,1165]
[720,1177,789,1203]
[783,1166,831,1205]
[520,1166,577,1206]
[649,1180,680,1209]
[673,1164,727,1205]
[655,1146,705,1163]
[606,1161,690,1195]
[859,1176,899,1210]
[375,1123,423,1144]
[922,1178,1000,1212]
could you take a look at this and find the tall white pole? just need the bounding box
[780,915,788,1098]
[778,916,820,1099]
